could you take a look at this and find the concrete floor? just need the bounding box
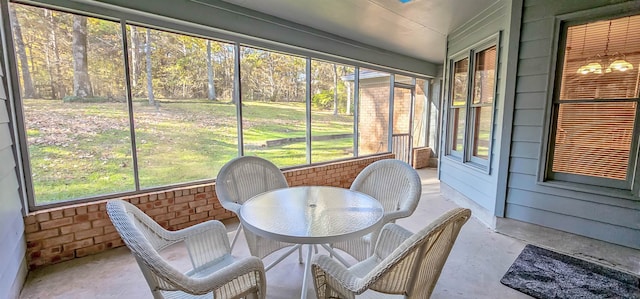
[19,168,640,299]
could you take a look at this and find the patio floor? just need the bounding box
[18,168,639,299]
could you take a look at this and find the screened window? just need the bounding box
[310,60,355,163]
[8,2,430,208]
[549,15,640,190]
[446,37,498,169]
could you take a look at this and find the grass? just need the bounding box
[24,99,354,203]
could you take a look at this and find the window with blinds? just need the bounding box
[450,58,468,153]
[550,15,640,187]
[471,46,497,160]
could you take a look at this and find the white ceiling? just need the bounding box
[220,0,498,64]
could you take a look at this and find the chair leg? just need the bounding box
[298,246,303,263]
[230,224,243,250]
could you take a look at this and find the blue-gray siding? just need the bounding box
[0,84,25,298]
[440,0,510,215]
[507,0,640,249]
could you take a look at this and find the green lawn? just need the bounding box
[24,99,354,203]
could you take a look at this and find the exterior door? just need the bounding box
[392,84,415,164]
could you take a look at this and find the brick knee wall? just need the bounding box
[23,154,393,270]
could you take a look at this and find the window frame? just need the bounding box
[542,8,640,197]
[445,33,500,172]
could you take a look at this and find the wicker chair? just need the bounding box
[106,200,266,299]
[312,208,471,299]
[332,159,422,262]
[215,156,295,260]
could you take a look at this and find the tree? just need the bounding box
[333,63,338,115]
[9,6,36,98]
[46,9,64,99]
[72,15,92,97]
[130,26,140,91]
[144,28,155,104]
[206,40,216,100]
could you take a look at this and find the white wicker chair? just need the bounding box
[215,156,294,260]
[107,200,267,299]
[312,208,471,299]
[332,159,422,262]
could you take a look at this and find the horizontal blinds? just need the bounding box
[561,15,640,100]
[473,46,496,105]
[552,102,636,180]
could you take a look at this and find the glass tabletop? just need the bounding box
[239,186,384,244]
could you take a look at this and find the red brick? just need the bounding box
[75,243,106,258]
[62,208,76,217]
[87,211,106,221]
[91,219,112,228]
[175,209,195,217]
[94,232,121,244]
[153,212,176,222]
[49,210,64,220]
[105,238,125,249]
[24,223,39,234]
[62,238,94,251]
[88,205,99,212]
[41,234,74,248]
[26,240,42,250]
[35,213,50,222]
[169,216,189,226]
[195,205,214,213]
[40,217,73,230]
[74,227,103,240]
[74,214,90,222]
[103,225,116,234]
[189,212,208,222]
[188,199,207,208]
[60,222,92,235]
[175,194,195,204]
[76,206,88,215]
[145,207,167,217]
[24,215,37,225]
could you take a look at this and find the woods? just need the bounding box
[10,4,351,111]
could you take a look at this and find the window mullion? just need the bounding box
[120,21,140,191]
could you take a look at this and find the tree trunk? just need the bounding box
[72,15,93,98]
[333,63,338,115]
[145,28,155,104]
[206,40,216,100]
[9,7,36,98]
[48,10,64,98]
[130,26,139,89]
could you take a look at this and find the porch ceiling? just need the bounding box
[220,0,499,63]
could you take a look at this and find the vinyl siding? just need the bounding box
[440,0,510,215]
[0,20,26,297]
[506,0,640,249]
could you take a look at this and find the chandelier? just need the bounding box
[576,18,634,75]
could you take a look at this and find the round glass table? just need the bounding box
[239,186,384,299]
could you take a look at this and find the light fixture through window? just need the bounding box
[577,18,635,75]
[607,17,634,72]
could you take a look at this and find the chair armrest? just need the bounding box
[178,256,266,296]
[312,255,364,297]
[381,210,412,224]
[219,201,242,215]
[373,223,413,259]
[165,219,228,242]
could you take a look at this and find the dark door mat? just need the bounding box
[500,244,640,298]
